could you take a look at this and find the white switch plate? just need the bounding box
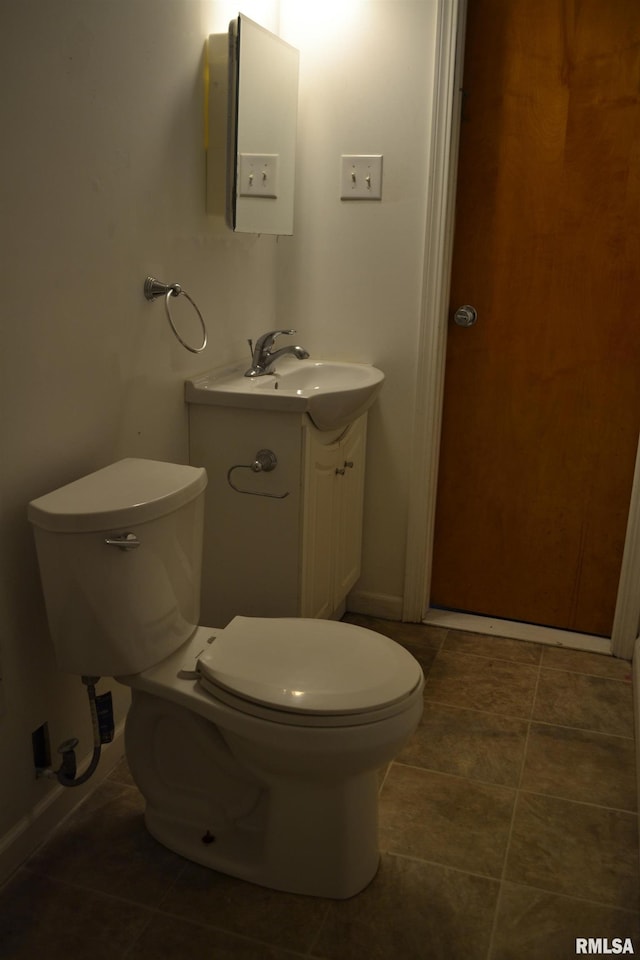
[238,154,279,199]
[340,155,383,200]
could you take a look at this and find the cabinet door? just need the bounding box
[334,415,367,599]
[300,433,338,619]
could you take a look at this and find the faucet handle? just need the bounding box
[258,328,296,349]
[252,329,296,359]
[244,329,305,378]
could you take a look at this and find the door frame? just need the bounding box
[402,0,640,660]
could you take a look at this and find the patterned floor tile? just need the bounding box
[521,723,637,811]
[379,763,515,878]
[25,780,185,906]
[157,860,328,953]
[397,701,528,787]
[126,912,304,960]
[491,881,640,960]
[0,870,152,960]
[533,669,634,737]
[505,792,639,909]
[424,650,538,718]
[541,646,633,680]
[443,630,543,665]
[313,853,499,960]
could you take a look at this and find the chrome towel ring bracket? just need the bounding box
[227,449,289,499]
[143,276,208,354]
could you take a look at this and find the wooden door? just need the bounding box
[431,0,640,637]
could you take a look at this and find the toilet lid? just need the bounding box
[196,616,422,715]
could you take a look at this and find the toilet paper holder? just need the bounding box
[227,449,289,499]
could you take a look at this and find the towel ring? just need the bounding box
[227,449,289,499]
[143,276,208,354]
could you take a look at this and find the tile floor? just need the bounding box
[1,617,638,960]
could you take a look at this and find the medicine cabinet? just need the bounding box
[206,14,299,235]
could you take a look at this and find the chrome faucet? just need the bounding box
[244,329,310,377]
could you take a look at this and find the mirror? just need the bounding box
[206,14,299,235]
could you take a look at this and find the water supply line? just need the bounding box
[39,676,114,788]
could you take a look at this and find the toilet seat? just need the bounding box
[196,616,423,727]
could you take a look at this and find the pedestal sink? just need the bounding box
[185,358,384,431]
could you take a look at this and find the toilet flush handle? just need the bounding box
[104,532,141,550]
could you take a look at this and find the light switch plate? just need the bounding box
[238,154,279,199]
[340,155,383,200]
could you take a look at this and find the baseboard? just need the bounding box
[0,721,126,888]
[346,590,404,621]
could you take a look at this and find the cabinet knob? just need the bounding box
[335,466,346,475]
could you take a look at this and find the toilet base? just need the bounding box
[125,688,382,899]
[143,772,380,899]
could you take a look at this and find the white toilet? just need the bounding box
[28,458,423,899]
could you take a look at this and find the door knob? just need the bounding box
[453,305,478,327]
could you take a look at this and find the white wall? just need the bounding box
[0,0,437,878]
[0,0,280,875]
[279,1,438,614]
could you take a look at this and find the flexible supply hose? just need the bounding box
[55,676,103,788]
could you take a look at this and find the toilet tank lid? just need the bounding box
[28,458,207,533]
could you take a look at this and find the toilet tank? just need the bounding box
[28,459,207,677]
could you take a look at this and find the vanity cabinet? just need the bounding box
[301,416,366,619]
[187,403,368,627]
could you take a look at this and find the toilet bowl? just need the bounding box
[28,458,423,899]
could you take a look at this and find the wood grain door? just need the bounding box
[431,0,640,637]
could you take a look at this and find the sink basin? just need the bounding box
[185,358,384,431]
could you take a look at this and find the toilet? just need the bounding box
[27,458,423,899]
